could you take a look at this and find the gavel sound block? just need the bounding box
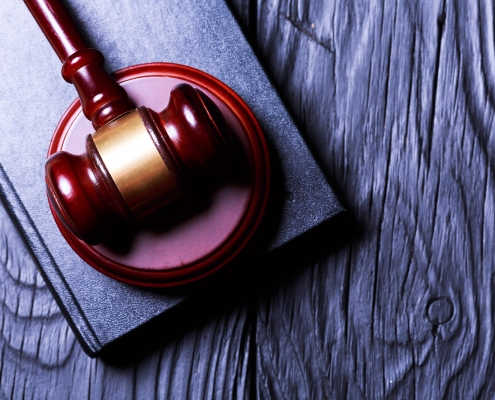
[49,64,270,287]
[26,0,270,287]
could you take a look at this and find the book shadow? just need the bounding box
[99,209,355,366]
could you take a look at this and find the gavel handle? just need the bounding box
[24,0,134,129]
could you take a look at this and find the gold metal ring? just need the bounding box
[92,110,180,218]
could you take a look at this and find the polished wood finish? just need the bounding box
[46,82,233,246]
[24,0,134,129]
[46,140,122,245]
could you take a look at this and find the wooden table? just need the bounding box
[1,0,493,398]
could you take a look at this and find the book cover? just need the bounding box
[0,0,342,355]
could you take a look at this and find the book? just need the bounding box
[0,0,343,355]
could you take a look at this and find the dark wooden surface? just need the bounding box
[2,0,494,398]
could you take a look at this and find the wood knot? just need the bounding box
[426,297,454,325]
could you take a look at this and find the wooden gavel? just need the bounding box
[25,0,232,245]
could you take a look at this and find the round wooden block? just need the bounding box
[48,63,270,287]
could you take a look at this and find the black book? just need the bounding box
[0,0,343,355]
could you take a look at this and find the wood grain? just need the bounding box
[3,0,495,398]
[252,0,495,398]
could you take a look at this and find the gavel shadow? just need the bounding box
[100,130,252,254]
[99,136,356,366]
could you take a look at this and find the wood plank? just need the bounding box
[253,0,495,398]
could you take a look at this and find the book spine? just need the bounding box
[0,164,101,356]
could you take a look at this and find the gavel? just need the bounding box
[25,0,232,245]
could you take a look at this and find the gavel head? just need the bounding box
[46,83,232,245]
